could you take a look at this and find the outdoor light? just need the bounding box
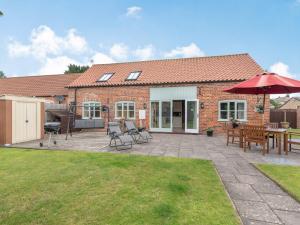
[200,102,204,109]
[143,103,147,109]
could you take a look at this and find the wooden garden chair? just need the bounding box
[265,122,279,148]
[226,122,242,146]
[243,125,269,155]
[286,131,300,152]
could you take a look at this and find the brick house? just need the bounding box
[67,53,269,134]
[0,73,81,104]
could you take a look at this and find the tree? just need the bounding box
[270,99,280,109]
[0,71,6,78]
[0,11,3,16]
[64,64,89,74]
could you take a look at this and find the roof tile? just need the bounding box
[0,73,81,97]
[68,53,263,88]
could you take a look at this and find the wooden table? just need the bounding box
[239,127,288,155]
[266,128,288,155]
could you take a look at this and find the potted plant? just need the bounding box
[231,118,239,128]
[206,127,214,137]
[254,104,264,114]
[280,111,289,128]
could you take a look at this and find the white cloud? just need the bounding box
[91,52,115,64]
[133,45,155,60]
[269,62,292,78]
[7,25,209,76]
[8,25,87,59]
[269,62,299,98]
[126,6,142,18]
[65,28,87,53]
[8,41,31,57]
[38,56,80,75]
[164,43,205,58]
[109,43,128,60]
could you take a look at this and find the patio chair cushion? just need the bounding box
[140,131,152,139]
[119,134,134,144]
[108,123,123,137]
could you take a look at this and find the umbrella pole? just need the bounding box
[262,93,266,125]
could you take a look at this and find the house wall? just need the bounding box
[279,98,300,110]
[40,96,69,105]
[68,82,270,133]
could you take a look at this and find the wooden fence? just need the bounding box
[270,109,297,128]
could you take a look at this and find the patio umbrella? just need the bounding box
[224,72,300,121]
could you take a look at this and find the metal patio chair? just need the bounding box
[124,120,153,144]
[108,122,134,150]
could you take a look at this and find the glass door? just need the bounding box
[161,101,172,132]
[150,101,160,129]
[150,101,172,132]
[185,100,199,133]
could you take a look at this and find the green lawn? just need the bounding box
[0,148,240,225]
[256,164,300,202]
[289,129,300,139]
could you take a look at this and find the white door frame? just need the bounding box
[150,100,173,132]
[185,99,199,133]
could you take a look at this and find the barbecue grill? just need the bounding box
[40,122,61,147]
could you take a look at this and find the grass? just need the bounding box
[289,128,300,139]
[256,164,300,202]
[0,148,240,225]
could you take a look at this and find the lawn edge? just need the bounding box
[213,164,243,225]
[253,163,300,204]
[1,145,101,153]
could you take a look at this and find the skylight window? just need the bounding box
[98,73,114,82]
[126,71,141,80]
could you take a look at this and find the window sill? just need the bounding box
[115,118,136,120]
[218,119,248,122]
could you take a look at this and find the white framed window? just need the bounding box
[218,100,247,121]
[97,73,114,82]
[126,71,141,80]
[82,101,101,119]
[115,101,135,119]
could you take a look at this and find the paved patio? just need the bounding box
[12,132,300,225]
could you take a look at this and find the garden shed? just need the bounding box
[0,95,45,145]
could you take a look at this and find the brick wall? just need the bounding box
[198,82,270,132]
[42,96,69,105]
[68,82,270,133]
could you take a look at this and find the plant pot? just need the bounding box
[232,123,239,128]
[206,130,213,137]
[280,122,289,129]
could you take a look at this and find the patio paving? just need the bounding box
[11,132,300,225]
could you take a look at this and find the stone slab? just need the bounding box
[260,194,300,212]
[234,200,282,224]
[225,182,262,202]
[274,210,300,225]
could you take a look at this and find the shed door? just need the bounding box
[26,102,38,141]
[13,102,27,143]
[12,101,40,143]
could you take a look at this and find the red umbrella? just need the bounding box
[224,72,300,114]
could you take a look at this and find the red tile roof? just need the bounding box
[68,53,263,88]
[0,73,81,97]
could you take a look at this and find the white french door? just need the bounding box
[150,101,172,132]
[185,100,199,133]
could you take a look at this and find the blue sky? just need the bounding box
[0,0,300,78]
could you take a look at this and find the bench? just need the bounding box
[287,132,300,151]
